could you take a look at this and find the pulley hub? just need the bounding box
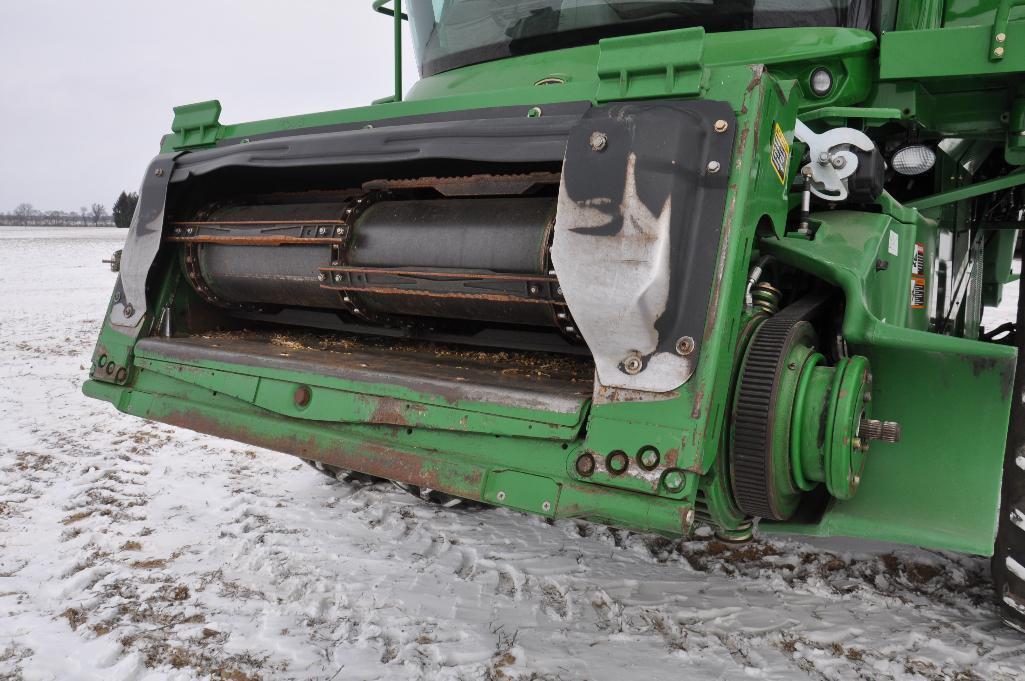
[730,312,883,521]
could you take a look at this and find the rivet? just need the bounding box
[714,119,729,133]
[496,490,507,502]
[113,291,121,302]
[622,354,643,375]
[685,509,696,526]
[707,161,721,174]
[334,274,343,282]
[588,131,608,152]
[675,336,695,356]
[995,46,1006,57]
[317,273,326,282]
[124,305,134,317]
[852,437,862,451]
[575,453,596,477]
[293,385,312,408]
[541,501,552,512]
[528,284,540,295]
[154,168,164,177]
[997,33,1007,43]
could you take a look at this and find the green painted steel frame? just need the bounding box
[85,0,1025,556]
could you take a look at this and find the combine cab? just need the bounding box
[86,0,1025,630]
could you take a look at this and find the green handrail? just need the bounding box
[372,0,408,20]
[371,0,405,102]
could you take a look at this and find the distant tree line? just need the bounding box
[1,192,139,228]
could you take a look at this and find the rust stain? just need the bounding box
[167,235,342,246]
[322,266,559,284]
[319,283,568,306]
[367,397,411,427]
[691,388,705,420]
[156,407,484,498]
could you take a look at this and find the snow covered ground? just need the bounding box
[1,226,1024,681]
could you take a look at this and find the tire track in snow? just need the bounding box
[3,228,1025,680]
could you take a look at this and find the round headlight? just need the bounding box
[892,145,937,176]
[810,68,833,97]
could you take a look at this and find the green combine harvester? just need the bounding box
[86,0,1025,630]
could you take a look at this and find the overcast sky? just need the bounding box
[0,1,418,213]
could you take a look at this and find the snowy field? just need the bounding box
[1,225,1024,681]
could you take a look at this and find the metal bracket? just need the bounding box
[991,0,1025,60]
[794,120,875,202]
[169,100,223,149]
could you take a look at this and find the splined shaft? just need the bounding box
[859,418,902,443]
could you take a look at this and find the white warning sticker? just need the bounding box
[912,242,925,276]
[888,230,899,257]
[911,276,926,309]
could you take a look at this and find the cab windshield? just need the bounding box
[408,0,874,76]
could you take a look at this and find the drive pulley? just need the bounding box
[730,300,900,521]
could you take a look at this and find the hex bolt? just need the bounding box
[638,447,660,470]
[663,469,686,493]
[335,227,344,236]
[575,453,596,477]
[496,491,507,502]
[995,47,1006,57]
[831,155,847,169]
[851,437,863,452]
[154,168,164,177]
[714,119,729,133]
[528,284,540,295]
[317,272,326,282]
[124,305,135,318]
[685,508,696,526]
[707,161,721,174]
[293,385,312,408]
[541,501,552,512]
[997,32,1007,43]
[607,450,629,475]
[334,273,343,283]
[589,131,608,152]
[527,106,542,118]
[318,226,327,236]
[675,336,695,356]
[113,291,122,303]
[622,354,643,375]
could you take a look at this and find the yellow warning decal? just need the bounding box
[770,123,791,185]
